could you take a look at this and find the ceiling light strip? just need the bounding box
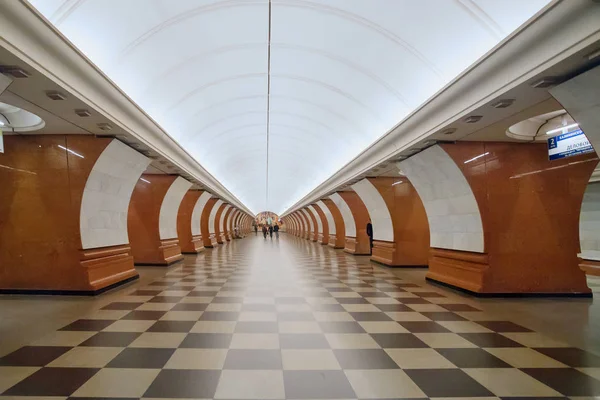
[265,0,272,209]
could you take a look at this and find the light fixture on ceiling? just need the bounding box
[392,180,403,186]
[587,48,600,61]
[0,66,30,78]
[491,99,515,109]
[464,115,482,124]
[45,90,66,100]
[546,123,579,135]
[97,122,112,131]
[0,120,4,126]
[530,77,557,88]
[440,128,456,135]
[140,177,151,184]
[75,109,91,117]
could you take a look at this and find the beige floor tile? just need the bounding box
[206,303,241,312]
[464,368,562,397]
[214,370,285,399]
[358,321,409,334]
[85,309,130,319]
[48,347,124,368]
[0,367,40,392]
[578,368,600,380]
[243,297,275,304]
[331,292,361,298]
[484,347,568,368]
[136,302,176,311]
[414,333,478,348]
[341,304,380,312]
[180,297,213,304]
[30,331,95,347]
[164,348,228,369]
[365,297,401,305]
[306,297,339,305]
[386,312,431,321]
[437,321,493,333]
[313,312,354,322]
[238,312,277,322]
[275,304,312,312]
[385,348,456,369]
[427,297,467,304]
[159,290,190,297]
[191,321,237,333]
[73,368,160,398]
[103,320,155,332]
[455,312,500,321]
[230,333,280,349]
[500,332,570,347]
[159,311,203,321]
[278,321,321,334]
[345,369,426,398]
[216,291,244,297]
[406,303,448,312]
[282,349,341,370]
[129,332,187,348]
[325,333,380,349]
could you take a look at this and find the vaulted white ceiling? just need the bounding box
[29,0,550,214]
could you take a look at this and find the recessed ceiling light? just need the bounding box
[464,115,482,123]
[530,77,557,88]
[440,128,456,135]
[97,122,112,131]
[75,109,91,117]
[0,66,31,78]
[45,90,66,100]
[491,99,515,109]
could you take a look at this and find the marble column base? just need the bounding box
[80,244,139,291]
[343,237,371,255]
[180,235,204,254]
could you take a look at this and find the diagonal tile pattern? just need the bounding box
[0,234,598,399]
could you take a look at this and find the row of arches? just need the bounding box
[0,135,254,295]
[283,141,597,297]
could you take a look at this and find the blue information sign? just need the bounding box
[547,129,594,160]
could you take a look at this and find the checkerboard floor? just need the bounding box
[1,234,600,399]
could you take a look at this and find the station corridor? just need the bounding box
[2,234,600,399]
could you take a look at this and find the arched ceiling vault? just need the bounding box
[29,0,551,214]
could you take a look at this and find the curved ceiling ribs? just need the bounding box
[29,0,551,214]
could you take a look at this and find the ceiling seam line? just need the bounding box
[266,0,272,210]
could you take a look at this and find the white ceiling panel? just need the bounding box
[28,0,550,214]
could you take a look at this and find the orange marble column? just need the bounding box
[176,190,205,254]
[128,174,190,265]
[322,198,345,249]
[214,203,228,244]
[311,203,330,245]
[201,198,219,248]
[223,207,234,240]
[422,142,595,295]
[0,135,143,294]
[367,177,430,267]
[338,191,372,255]
[303,207,319,242]
[293,212,304,238]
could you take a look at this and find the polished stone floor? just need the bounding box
[2,234,600,399]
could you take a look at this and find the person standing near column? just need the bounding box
[366,220,373,255]
[269,224,273,239]
[274,223,279,239]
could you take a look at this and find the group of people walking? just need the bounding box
[260,223,279,239]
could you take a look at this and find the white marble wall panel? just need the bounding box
[400,145,484,252]
[329,193,356,237]
[300,208,314,233]
[209,199,224,234]
[316,200,336,235]
[80,139,151,249]
[580,182,600,261]
[191,191,213,236]
[228,209,238,232]
[159,176,193,240]
[351,179,394,242]
[219,204,231,234]
[307,205,323,234]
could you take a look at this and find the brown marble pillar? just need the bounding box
[201,198,219,248]
[321,198,346,249]
[310,203,330,245]
[338,191,371,255]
